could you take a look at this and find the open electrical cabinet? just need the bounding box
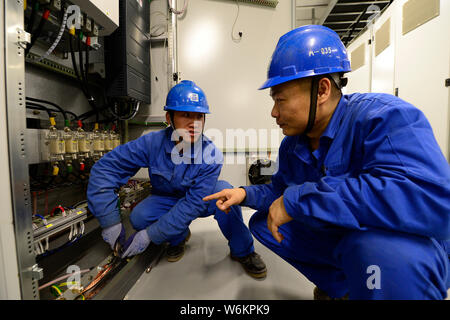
[0,0,177,300]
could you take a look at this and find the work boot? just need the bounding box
[166,230,191,262]
[231,252,267,279]
[313,287,349,300]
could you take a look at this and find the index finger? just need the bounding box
[203,191,225,202]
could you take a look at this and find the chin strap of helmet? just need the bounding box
[169,111,176,130]
[305,76,320,134]
[304,73,348,135]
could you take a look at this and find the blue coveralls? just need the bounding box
[87,127,254,258]
[242,93,450,299]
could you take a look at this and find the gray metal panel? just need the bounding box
[0,0,21,300]
[4,0,38,300]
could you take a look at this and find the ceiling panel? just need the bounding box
[295,0,393,46]
[323,0,393,45]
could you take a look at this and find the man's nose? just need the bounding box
[271,104,279,119]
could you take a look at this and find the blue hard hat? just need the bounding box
[259,25,351,90]
[164,80,210,114]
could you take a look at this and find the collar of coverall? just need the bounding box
[319,93,347,141]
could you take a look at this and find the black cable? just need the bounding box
[77,102,112,121]
[65,110,78,121]
[69,35,100,122]
[26,7,50,56]
[85,43,90,87]
[68,31,118,125]
[26,104,53,118]
[69,34,87,96]
[72,200,88,208]
[77,35,92,104]
[98,116,121,124]
[26,102,79,122]
[26,97,68,121]
[78,36,86,90]
[26,0,38,33]
[78,36,100,123]
[70,33,100,122]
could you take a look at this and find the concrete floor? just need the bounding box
[125,208,315,300]
[125,208,450,300]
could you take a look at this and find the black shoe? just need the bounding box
[166,230,191,262]
[313,287,349,300]
[231,252,267,279]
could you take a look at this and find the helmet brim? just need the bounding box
[164,105,211,114]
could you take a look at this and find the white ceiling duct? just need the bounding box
[225,0,279,8]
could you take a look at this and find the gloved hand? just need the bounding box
[101,223,126,250]
[121,229,151,258]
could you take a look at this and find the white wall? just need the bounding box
[146,0,292,187]
[176,0,290,149]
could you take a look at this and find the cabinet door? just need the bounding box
[394,0,450,159]
[371,4,396,95]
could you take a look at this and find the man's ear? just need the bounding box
[317,77,332,104]
[165,112,171,126]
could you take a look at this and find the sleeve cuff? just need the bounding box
[282,184,304,221]
[98,211,122,229]
[239,186,255,207]
[147,224,164,245]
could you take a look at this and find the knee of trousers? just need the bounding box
[213,179,233,193]
[249,211,269,242]
[129,205,148,231]
[334,229,449,284]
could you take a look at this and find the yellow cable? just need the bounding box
[50,117,56,126]
[50,285,62,297]
[60,281,79,287]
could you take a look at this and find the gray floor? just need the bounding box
[125,208,315,300]
[125,208,450,300]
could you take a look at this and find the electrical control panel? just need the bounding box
[1,0,157,300]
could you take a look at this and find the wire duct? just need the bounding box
[37,7,69,62]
